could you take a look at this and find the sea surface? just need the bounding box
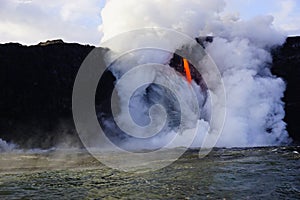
[0,146,299,199]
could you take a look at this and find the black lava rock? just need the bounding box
[0,41,95,148]
[272,36,300,142]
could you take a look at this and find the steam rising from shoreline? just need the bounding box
[0,138,16,152]
[99,0,290,148]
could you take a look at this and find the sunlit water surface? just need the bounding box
[0,146,299,199]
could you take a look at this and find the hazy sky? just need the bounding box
[0,0,299,45]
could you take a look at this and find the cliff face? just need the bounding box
[272,36,300,142]
[0,37,299,148]
[0,41,94,148]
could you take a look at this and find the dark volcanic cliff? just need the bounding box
[0,40,95,148]
[0,38,299,148]
[272,36,300,142]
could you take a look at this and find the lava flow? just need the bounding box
[183,58,192,84]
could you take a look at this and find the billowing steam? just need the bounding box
[98,0,291,148]
[0,138,16,152]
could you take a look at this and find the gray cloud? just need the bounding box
[0,0,298,46]
[0,0,104,45]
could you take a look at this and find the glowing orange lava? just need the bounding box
[183,58,192,84]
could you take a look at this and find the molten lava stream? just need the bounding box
[183,58,192,84]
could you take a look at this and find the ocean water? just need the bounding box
[0,146,299,199]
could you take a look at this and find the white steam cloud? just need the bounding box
[100,0,291,148]
[0,138,16,152]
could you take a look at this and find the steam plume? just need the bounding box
[99,0,290,148]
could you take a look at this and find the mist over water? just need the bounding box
[99,0,291,149]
